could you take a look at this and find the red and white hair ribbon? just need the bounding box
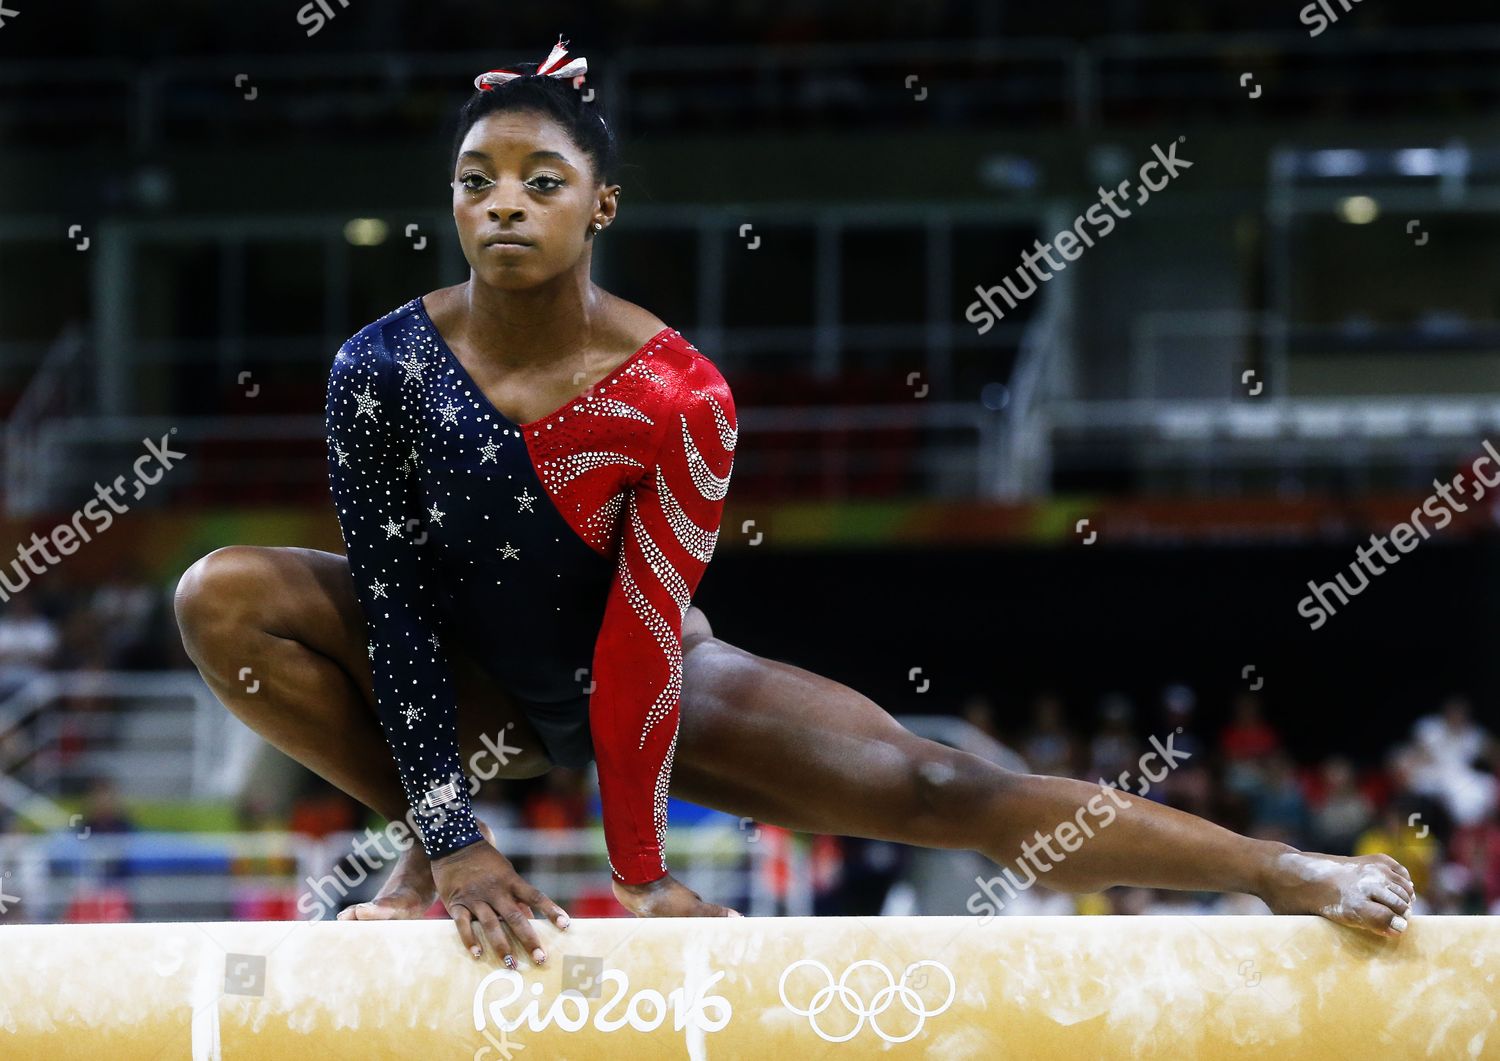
[474,35,588,92]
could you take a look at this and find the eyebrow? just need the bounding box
[458,149,573,165]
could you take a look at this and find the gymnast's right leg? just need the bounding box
[173,545,552,919]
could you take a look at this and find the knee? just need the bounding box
[682,605,714,650]
[174,546,280,661]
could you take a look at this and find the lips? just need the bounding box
[483,235,533,247]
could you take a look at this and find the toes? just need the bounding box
[1378,868,1415,905]
[1351,899,1408,938]
[1374,884,1411,914]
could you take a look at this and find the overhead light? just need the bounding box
[343,218,389,246]
[1338,196,1379,224]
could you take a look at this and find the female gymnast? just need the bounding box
[173,37,1414,971]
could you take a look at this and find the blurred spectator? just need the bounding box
[960,693,1002,745]
[1386,743,1454,846]
[75,777,137,884]
[1408,697,1499,828]
[1250,752,1311,847]
[1159,684,1202,753]
[1158,683,1214,816]
[1220,693,1281,798]
[1447,805,1500,913]
[0,596,60,698]
[1355,803,1440,894]
[1088,694,1139,782]
[1308,756,1374,855]
[1414,696,1495,770]
[1220,693,1280,761]
[81,777,135,836]
[1017,692,1076,776]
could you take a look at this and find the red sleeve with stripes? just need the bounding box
[587,356,737,884]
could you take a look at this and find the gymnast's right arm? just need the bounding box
[326,340,568,965]
[325,340,486,860]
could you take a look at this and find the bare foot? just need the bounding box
[337,820,497,921]
[611,873,741,918]
[1258,848,1415,939]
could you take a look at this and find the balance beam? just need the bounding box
[0,916,1493,1058]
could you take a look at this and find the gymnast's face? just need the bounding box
[450,110,617,290]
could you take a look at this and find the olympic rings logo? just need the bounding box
[777,959,956,1043]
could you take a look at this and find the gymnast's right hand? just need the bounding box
[430,840,571,968]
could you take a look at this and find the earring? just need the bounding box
[592,222,603,232]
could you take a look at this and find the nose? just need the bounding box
[487,200,525,223]
[486,176,526,223]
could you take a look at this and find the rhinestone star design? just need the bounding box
[382,518,403,539]
[367,642,376,660]
[333,441,348,466]
[428,503,446,527]
[401,704,424,726]
[479,439,500,464]
[354,386,380,419]
[499,542,520,560]
[438,401,461,425]
[515,487,536,513]
[429,633,441,651]
[370,578,388,599]
[397,355,428,384]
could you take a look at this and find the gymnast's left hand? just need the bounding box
[431,840,570,968]
[611,872,743,918]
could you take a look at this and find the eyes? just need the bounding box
[453,172,565,194]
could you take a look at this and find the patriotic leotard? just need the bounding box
[325,296,737,884]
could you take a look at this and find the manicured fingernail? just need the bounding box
[557,913,571,929]
[504,954,516,969]
[1390,915,1408,933]
[728,910,743,918]
[533,948,546,964]
[471,945,482,958]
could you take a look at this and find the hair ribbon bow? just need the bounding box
[474,35,588,92]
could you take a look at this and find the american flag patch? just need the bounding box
[425,781,458,808]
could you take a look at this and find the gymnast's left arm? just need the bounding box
[589,355,740,916]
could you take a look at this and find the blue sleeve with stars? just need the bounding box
[325,338,486,861]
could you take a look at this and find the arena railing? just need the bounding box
[0,202,1050,512]
[0,823,810,923]
[0,671,262,803]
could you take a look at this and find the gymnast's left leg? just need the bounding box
[671,609,1415,938]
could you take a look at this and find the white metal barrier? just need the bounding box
[0,824,810,923]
